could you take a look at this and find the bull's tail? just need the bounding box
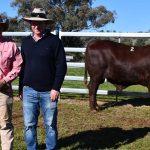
[84,65,88,87]
[84,45,89,87]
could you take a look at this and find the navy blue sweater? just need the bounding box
[19,32,67,92]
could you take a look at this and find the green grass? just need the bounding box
[12,68,149,101]
[8,67,150,149]
[9,98,150,150]
[13,68,148,92]
[65,68,148,96]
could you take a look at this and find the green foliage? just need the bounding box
[120,38,133,46]
[10,0,116,32]
[8,17,18,31]
[134,38,146,46]
[13,68,148,93]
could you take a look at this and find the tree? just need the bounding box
[10,0,116,62]
[0,13,9,30]
[0,12,21,32]
[11,0,116,32]
[8,17,20,31]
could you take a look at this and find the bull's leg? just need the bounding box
[148,86,150,93]
[147,87,150,99]
[116,85,121,102]
[88,79,100,111]
[115,85,125,102]
[116,89,119,102]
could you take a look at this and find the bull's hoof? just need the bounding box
[90,105,100,112]
[90,109,97,113]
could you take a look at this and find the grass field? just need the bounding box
[9,68,150,149]
[10,97,150,150]
[12,67,148,96]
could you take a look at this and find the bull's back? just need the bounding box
[85,40,150,86]
[86,40,150,66]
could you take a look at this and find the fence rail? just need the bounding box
[3,31,150,97]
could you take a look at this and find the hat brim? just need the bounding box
[23,17,53,22]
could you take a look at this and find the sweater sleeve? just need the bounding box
[19,42,25,93]
[52,40,67,91]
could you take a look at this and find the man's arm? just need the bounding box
[0,79,6,88]
[3,44,23,83]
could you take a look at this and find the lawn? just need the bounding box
[9,96,150,150]
[9,67,150,149]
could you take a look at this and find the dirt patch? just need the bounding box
[59,99,107,106]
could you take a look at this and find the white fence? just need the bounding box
[3,31,150,97]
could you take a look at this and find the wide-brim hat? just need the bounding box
[23,8,53,22]
[0,16,9,31]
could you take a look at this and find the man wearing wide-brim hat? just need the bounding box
[23,8,53,22]
[19,8,67,150]
[0,15,23,150]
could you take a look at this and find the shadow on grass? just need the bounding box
[98,97,150,111]
[58,127,150,150]
[38,144,46,150]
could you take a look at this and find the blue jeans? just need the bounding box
[23,86,58,150]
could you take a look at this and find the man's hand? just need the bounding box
[50,89,59,102]
[19,91,23,100]
[0,79,6,88]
